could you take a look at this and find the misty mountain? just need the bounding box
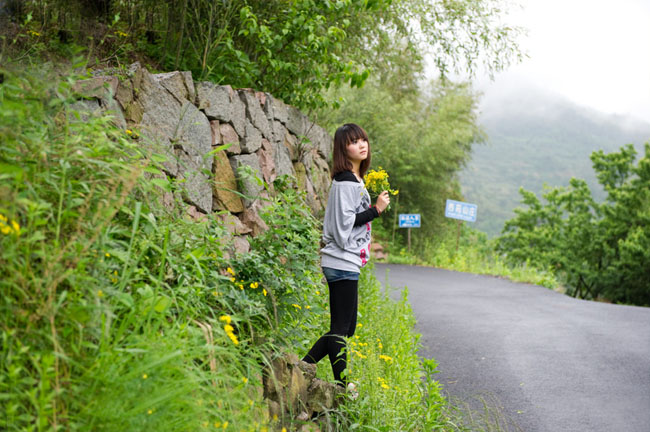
[460,85,650,237]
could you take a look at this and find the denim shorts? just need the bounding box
[322,266,360,283]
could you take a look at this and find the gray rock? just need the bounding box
[196,83,246,137]
[196,81,230,120]
[153,71,194,104]
[181,71,196,103]
[306,123,332,162]
[229,154,264,207]
[177,150,212,213]
[175,101,212,157]
[137,68,184,176]
[174,102,213,213]
[271,120,286,145]
[272,138,295,179]
[239,90,272,140]
[286,105,306,137]
[240,120,263,154]
[261,92,275,123]
[270,95,289,124]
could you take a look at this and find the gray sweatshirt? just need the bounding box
[321,171,379,272]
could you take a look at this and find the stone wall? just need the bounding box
[74,62,332,254]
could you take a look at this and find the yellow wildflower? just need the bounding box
[379,354,393,363]
[126,129,133,135]
[222,421,228,429]
[97,290,104,298]
[357,323,363,328]
[262,289,267,297]
[250,282,259,289]
[105,253,110,257]
[227,332,239,345]
[230,277,236,282]
[305,305,311,309]
[316,290,320,295]
[219,315,232,324]
[224,324,234,333]
[291,304,301,309]
[364,167,399,197]
[226,267,235,275]
[242,377,248,383]
[142,374,148,379]
[381,383,390,389]
[147,409,153,414]
[238,284,244,290]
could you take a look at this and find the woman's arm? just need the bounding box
[354,206,380,226]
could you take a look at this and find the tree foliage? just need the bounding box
[497,143,650,305]
[2,0,522,110]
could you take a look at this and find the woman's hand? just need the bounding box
[376,191,390,214]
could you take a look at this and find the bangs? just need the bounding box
[337,123,368,145]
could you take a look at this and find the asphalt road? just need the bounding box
[374,263,650,432]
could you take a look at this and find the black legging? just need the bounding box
[302,278,358,385]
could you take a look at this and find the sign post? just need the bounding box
[444,199,478,253]
[398,214,421,253]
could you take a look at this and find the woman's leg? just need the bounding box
[326,278,358,384]
[302,278,359,385]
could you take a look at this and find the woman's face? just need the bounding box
[346,138,368,162]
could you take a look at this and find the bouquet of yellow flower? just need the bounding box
[364,168,398,210]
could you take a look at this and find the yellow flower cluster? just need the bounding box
[364,168,399,197]
[377,377,390,390]
[225,267,264,295]
[125,129,139,139]
[0,214,20,236]
[379,354,393,363]
[219,315,239,345]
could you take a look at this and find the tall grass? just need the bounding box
[0,64,283,431]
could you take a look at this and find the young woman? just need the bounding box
[302,123,390,392]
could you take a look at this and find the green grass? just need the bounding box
[376,223,560,291]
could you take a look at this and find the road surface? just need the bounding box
[374,263,650,432]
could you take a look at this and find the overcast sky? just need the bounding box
[435,0,650,122]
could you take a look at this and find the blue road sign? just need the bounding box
[445,199,477,222]
[399,214,421,228]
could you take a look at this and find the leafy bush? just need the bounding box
[497,144,650,305]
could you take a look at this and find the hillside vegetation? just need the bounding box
[461,88,650,236]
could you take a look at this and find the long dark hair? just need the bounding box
[331,123,371,179]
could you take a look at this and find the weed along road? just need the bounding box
[374,263,650,432]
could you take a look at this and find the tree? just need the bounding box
[497,143,650,305]
[2,0,523,111]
